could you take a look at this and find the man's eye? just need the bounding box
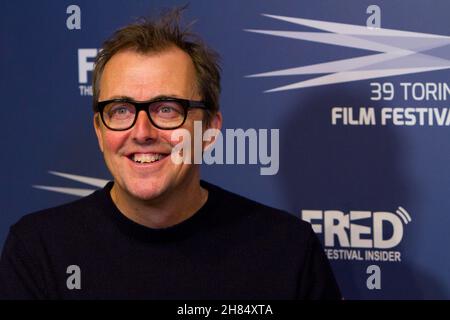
[150,102,183,119]
[157,104,183,115]
[108,105,133,118]
[113,107,129,114]
[160,106,175,113]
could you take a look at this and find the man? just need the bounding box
[0,8,341,299]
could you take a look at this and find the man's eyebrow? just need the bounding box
[107,94,184,101]
[108,95,134,100]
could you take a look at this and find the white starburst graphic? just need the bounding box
[245,14,450,92]
[33,171,108,197]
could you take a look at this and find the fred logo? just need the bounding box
[66,265,81,290]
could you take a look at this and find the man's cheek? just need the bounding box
[104,133,125,152]
[169,128,192,164]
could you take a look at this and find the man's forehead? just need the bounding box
[99,48,199,101]
[105,47,194,71]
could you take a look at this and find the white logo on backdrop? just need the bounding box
[78,48,98,96]
[302,208,412,262]
[246,14,450,92]
[33,171,108,197]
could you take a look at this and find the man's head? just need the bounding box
[93,7,221,125]
[93,8,222,204]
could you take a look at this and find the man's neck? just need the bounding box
[110,180,208,229]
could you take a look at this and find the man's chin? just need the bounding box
[126,186,165,202]
[114,175,178,203]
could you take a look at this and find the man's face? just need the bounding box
[94,47,220,202]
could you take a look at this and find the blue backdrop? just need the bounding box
[1,0,450,299]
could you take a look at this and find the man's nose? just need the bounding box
[131,111,159,143]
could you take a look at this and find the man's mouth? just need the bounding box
[127,153,169,164]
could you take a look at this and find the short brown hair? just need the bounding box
[92,7,221,123]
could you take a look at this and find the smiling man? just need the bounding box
[0,8,341,300]
[94,46,215,229]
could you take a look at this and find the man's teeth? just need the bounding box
[132,153,164,163]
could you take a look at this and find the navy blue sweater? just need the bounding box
[0,181,341,300]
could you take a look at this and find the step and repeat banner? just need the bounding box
[2,0,450,299]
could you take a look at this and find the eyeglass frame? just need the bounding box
[94,96,208,131]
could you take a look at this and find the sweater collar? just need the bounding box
[96,180,219,242]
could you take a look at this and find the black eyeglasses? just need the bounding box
[94,97,208,131]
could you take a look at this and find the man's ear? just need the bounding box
[93,113,104,153]
[209,111,222,131]
[203,111,223,151]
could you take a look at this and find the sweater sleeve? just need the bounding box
[296,227,342,300]
[0,228,47,299]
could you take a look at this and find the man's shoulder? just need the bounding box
[10,189,104,238]
[204,181,314,239]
